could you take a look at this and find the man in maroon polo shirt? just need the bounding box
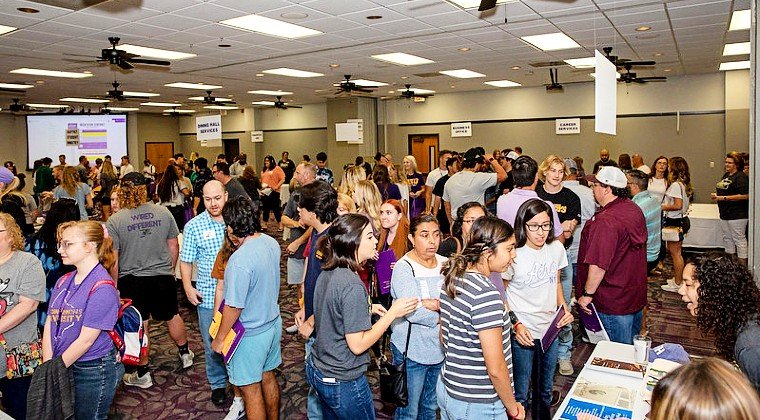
[576,166,648,344]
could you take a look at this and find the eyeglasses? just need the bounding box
[57,241,85,250]
[462,218,478,224]
[525,223,552,232]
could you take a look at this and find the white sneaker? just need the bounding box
[123,371,153,389]
[285,324,298,334]
[661,279,680,292]
[180,350,195,369]
[223,398,246,420]
[558,359,574,376]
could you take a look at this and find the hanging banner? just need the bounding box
[594,50,617,135]
[196,115,222,141]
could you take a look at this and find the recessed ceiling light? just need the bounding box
[371,53,434,66]
[723,42,751,56]
[204,105,238,110]
[564,57,595,68]
[17,7,39,13]
[729,9,750,31]
[83,71,92,74]
[439,69,486,78]
[351,79,388,87]
[122,91,159,97]
[450,85,456,88]
[248,90,294,95]
[35,80,45,84]
[446,0,510,9]
[60,98,110,103]
[458,47,471,52]
[164,82,223,90]
[263,68,323,78]
[188,96,233,102]
[280,12,309,20]
[329,64,340,68]
[142,102,182,107]
[590,72,621,79]
[521,32,580,51]
[511,66,521,70]
[484,80,521,88]
[654,53,663,57]
[255,73,264,77]
[28,103,69,109]
[220,14,322,39]
[11,68,92,78]
[719,61,750,71]
[388,90,395,94]
[366,15,382,20]
[635,26,651,32]
[664,68,672,72]
[0,83,34,89]
[164,109,195,113]
[118,44,196,60]
[104,107,139,112]
[400,76,409,79]
[252,101,276,106]
[0,25,17,36]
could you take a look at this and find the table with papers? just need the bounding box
[683,203,724,249]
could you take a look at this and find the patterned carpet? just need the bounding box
[106,230,716,420]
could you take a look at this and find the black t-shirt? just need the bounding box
[716,171,749,220]
[592,159,618,174]
[278,159,296,183]
[432,175,451,233]
[498,172,514,195]
[537,184,581,248]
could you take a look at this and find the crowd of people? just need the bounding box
[0,144,757,420]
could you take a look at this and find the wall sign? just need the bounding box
[451,122,472,137]
[251,130,264,143]
[556,118,581,134]
[335,122,360,142]
[347,119,364,144]
[196,115,222,141]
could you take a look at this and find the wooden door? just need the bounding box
[145,142,174,174]
[224,138,240,161]
[408,134,439,174]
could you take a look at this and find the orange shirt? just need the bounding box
[261,166,286,192]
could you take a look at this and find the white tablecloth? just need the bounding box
[683,203,723,249]
[554,341,649,420]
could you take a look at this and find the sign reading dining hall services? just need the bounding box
[556,118,581,135]
[196,115,222,141]
[451,122,472,138]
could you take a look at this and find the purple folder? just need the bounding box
[577,302,604,332]
[376,249,397,295]
[541,305,567,353]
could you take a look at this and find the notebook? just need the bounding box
[208,299,246,363]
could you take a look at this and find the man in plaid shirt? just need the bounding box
[179,180,230,407]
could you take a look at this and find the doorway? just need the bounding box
[224,138,240,161]
[408,134,439,174]
[145,142,174,174]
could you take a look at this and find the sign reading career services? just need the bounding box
[556,118,581,135]
[451,122,472,138]
[196,115,222,141]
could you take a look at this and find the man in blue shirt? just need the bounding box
[627,170,662,272]
[314,152,334,186]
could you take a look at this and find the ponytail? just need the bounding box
[57,221,117,270]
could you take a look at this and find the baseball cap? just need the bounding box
[649,343,690,364]
[0,167,14,185]
[586,166,626,188]
[506,151,520,161]
[463,147,484,164]
[564,158,577,171]
[121,172,148,186]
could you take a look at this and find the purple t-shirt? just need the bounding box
[48,264,119,361]
[496,188,563,238]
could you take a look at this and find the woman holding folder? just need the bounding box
[504,199,572,419]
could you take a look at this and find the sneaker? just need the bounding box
[661,279,680,292]
[212,387,229,406]
[551,389,562,407]
[180,349,195,369]
[558,359,574,376]
[223,398,246,420]
[123,371,153,389]
[285,324,298,334]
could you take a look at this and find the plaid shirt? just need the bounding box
[180,211,225,309]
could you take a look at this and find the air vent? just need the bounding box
[413,72,443,78]
[28,0,110,10]
[529,61,567,68]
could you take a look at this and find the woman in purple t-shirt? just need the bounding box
[43,220,122,420]
[403,156,426,220]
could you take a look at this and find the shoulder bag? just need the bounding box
[379,260,415,407]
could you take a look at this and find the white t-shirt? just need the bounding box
[504,241,568,338]
[664,181,689,219]
[637,165,651,174]
[442,170,498,218]
[120,164,135,178]
[648,177,667,203]
[425,167,446,188]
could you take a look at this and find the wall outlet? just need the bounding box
[710,161,715,168]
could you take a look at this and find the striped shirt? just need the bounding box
[439,272,513,403]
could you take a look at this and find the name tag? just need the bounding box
[203,230,216,240]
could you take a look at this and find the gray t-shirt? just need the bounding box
[225,178,250,203]
[53,183,92,220]
[312,267,372,381]
[0,251,45,373]
[283,190,306,259]
[442,170,498,218]
[106,202,179,277]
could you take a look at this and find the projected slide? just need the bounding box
[27,114,128,169]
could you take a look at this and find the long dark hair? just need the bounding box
[441,216,514,299]
[317,214,369,272]
[451,202,488,242]
[514,199,556,248]
[372,164,392,185]
[263,155,276,171]
[33,199,80,252]
[156,165,181,203]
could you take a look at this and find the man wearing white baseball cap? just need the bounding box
[575,166,648,345]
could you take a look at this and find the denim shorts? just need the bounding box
[436,376,509,420]
[226,317,282,386]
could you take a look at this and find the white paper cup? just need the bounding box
[634,335,652,364]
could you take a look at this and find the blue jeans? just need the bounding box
[305,357,375,420]
[436,376,509,420]
[511,337,559,414]
[305,337,323,420]
[557,264,573,361]
[198,306,228,390]
[72,349,124,420]
[391,344,442,420]
[597,310,643,345]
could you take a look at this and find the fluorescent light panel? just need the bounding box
[104,107,139,111]
[165,82,223,90]
[402,88,435,94]
[251,101,275,106]
[719,61,750,71]
[564,57,596,68]
[164,109,195,113]
[10,68,92,78]
[351,79,388,87]
[247,90,293,95]
[723,42,751,56]
[220,14,321,39]
[521,32,580,51]
[203,105,238,110]
[0,25,17,36]
[60,98,110,103]
[122,91,159,97]
[729,10,750,31]
[28,103,69,109]
[262,68,323,78]
[188,96,233,102]
[371,53,434,66]
[439,69,485,78]
[484,80,521,87]
[446,0,511,9]
[119,44,196,60]
[141,102,182,107]
[0,83,34,89]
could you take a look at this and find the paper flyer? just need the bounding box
[208,299,246,363]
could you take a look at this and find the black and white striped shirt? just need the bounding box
[439,272,513,403]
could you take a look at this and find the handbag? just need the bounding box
[379,322,412,407]
[0,332,43,379]
[661,226,681,242]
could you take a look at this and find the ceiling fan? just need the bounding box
[545,68,564,92]
[3,98,37,114]
[271,96,301,110]
[198,90,236,105]
[398,84,434,99]
[602,46,656,68]
[620,63,667,84]
[95,37,171,70]
[334,75,375,95]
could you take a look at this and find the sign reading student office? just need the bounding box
[556,118,581,134]
[196,115,222,141]
[451,122,472,138]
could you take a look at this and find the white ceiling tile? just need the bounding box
[137,0,203,13]
[0,12,43,28]
[208,0,291,14]
[386,0,458,17]
[666,1,730,18]
[332,25,391,41]
[153,31,218,45]
[593,0,662,10]
[172,3,245,21]
[606,9,667,26]
[670,14,730,29]
[0,1,72,19]
[338,7,407,25]
[53,12,129,29]
[28,21,100,38]
[139,13,210,30]
[2,29,70,44]
[191,23,250,38]
[370,18,437,35]
[0,35,50,50]
[302,0,380,16]
[302,17,362,33]
[85,1,163,21]
[416,11,483,27]
[107,23,177,38]
[524,0,597,16]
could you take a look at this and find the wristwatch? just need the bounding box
[582,290,595,298]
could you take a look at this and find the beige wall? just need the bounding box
[725,70,750,154]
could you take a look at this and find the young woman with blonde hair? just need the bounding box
[403,156,425,219]
[661,156,692,292]
[337,165,366,197]
[352,180,382,233]
[53,166,92,221]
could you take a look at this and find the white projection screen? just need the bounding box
[26,114,128,169]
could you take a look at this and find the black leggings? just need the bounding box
[167,205,186,232]
[262,191,282,223]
